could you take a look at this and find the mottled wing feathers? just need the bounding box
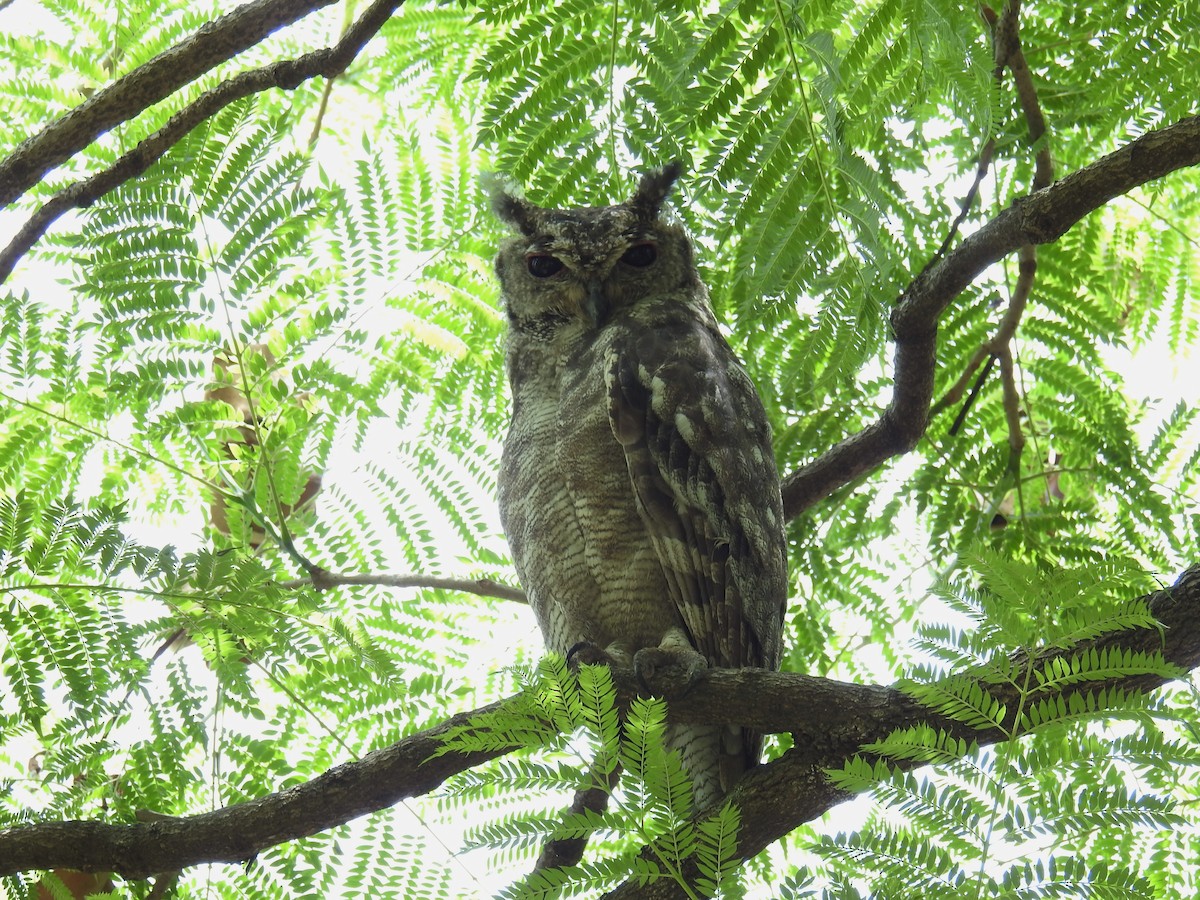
[605,305,787,675]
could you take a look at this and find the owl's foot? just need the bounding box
[634,644,707,698]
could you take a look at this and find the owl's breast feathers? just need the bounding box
[500,325,683,657]
[604,297,787,674]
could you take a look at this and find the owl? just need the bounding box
[492,163,787,809]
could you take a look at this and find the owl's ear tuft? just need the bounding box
[631,161,684,219]
[483,172,540,235]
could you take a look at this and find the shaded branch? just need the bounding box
[780,112,1200,520]
[3,563,1196,883]
[534,765,621,872]
[0,0,407,284]
[996,344,1025,469]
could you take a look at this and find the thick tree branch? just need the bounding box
[0,0,407,285]
[780,113,1200,520]
[3,563,1196,883]
[0,0,336,210]
[602,562,1200,899]
[0,696,519,880]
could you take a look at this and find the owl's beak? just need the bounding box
[583,279,610,327]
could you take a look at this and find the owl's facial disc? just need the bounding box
[581,240,661,325]
[517,223,662,327]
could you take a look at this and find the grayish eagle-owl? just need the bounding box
[492,163,787,808]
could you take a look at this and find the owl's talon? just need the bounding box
[634,645,707,697]
[566,641,614,669]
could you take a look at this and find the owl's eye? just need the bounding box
[621,243,657,267]
[526,254,564,278]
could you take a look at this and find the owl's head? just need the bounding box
[490,163,702,337]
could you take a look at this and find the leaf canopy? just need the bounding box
[0,0,1198,897]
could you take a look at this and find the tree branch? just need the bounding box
[3,563,1196,883]
[0,0,338,209]
[0,696,519,880]
[780,113,1200,520]
[601,562,1200,899]
[278,569,527,603]
[933,0,1046,437]
[0,0,407,285]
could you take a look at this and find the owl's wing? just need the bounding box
[604,305,787,675]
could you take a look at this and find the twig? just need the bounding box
[930,138,997,266]
[977,2,1050,457]
[277,569,527,603]
[947,354,996,437]
[306,0,359,147]
[923,0,1017,269]
[307,77,337,148]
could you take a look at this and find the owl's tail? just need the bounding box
[667,722,750,812]
[535,722,749,872]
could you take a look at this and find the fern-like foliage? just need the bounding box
[804,552,1198,898]
[1,0,1197,896]
[0,14,514,893]
[438,657,742,899]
